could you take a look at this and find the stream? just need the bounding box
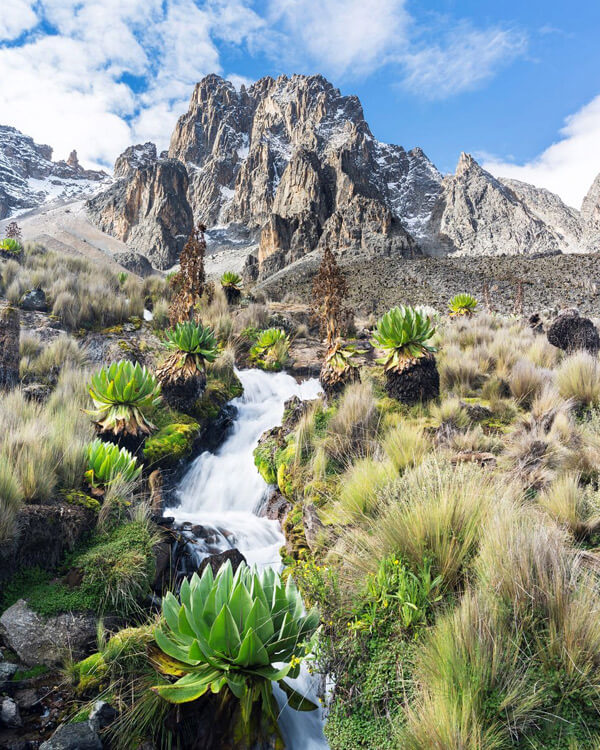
[165,368,329,749]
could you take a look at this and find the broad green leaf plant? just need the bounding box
[371,306,437,372]
[152,561,319,727]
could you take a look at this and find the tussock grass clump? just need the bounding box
[401,592,540,750]
[0,455,24,542]
[349,458,495,591]
[20,333,87,381]
[333,457,396,520]
[449,425,503,454]
[557,351,600,407]
[6,244,147,329]
[429,397,470,432]
[438,346,486,394]
[537,473,600,541]
[526,336,561,369]
[324,381,379,463]
[508,359,552,407]
[0,367,93,505]
[382,422,430,472]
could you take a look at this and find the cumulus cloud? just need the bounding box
[401,23,528,99]
[268,0,410,77]
[0,0,37,40]
[0,0,530,170]
[482,95,600,209]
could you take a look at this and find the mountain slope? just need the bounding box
[0,125,108,219]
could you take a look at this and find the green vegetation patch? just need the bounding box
[144,421,200,467]
[1,521,157,617]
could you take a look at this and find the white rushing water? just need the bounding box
[166,368,329,749]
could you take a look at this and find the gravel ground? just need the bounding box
[258,250,600,317]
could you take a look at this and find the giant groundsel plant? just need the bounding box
[152,561,319,726]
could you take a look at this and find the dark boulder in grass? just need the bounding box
[0,305,19,390]
[385,355,440,405]
[19,288,47,312]
[113,250,154,277]
[547,309,600,355]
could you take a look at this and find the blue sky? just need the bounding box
[1,0,599,206]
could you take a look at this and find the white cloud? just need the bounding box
[482,95,600,209]
[0,0,37,40]
[401,23,527,98]
[268,0,410,77]
[0,0,530,170]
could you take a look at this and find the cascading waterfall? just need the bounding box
[166,368,329,749]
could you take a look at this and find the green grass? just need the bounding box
[1,521,159,617]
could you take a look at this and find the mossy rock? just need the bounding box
[194,371,243,421]
[61,490,101,513]
[275,443,297,499]
[144,421,200,467]
[74,651,107,694]
[253,437,279,485]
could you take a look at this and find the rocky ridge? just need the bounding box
[3,74,600,277]
[0,125,108,219]
[87,148,194,269]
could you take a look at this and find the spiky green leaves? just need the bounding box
[325,342,362,373]
[249,328,290,372]
[220,271,242,290]
[84,439,141,490]
[165,321,218,363]
[371,306,437,372]
[0,238,22,255]
[87,360,161,436]
[449,293,478,317]
[152,561,319,721]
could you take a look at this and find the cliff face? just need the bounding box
[0,125,107,219]
[168,74,426,277]
[430,154,564,256]
[81,73,600,274]
[87,150,193,269]
[582,173,600,250]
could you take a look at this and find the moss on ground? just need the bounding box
[144,421,200,467]
[1,521,157,617]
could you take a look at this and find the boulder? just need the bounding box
[197,548,247,577]
[22,382,52,403]
[19,288,47,312]
[89,700,118,732]
[113,251,154,277]
[0,600,98,667]
[39,722,102,750]
[0,305,19,390]
[547,309,600,355]
[0,697,21,729]
[0,661,18,683]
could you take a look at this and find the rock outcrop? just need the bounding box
[432,154,563,256]
[500,177,584,252]
[168,74,423,277]
[0,125,107,218]
[87,149,194,269]
[0,600,98,667]
[582,173,600,250]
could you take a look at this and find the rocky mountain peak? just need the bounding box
[84,73,600,275]
[0,125,108,219]
[582,173,600,230]
[113,142,158,181]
